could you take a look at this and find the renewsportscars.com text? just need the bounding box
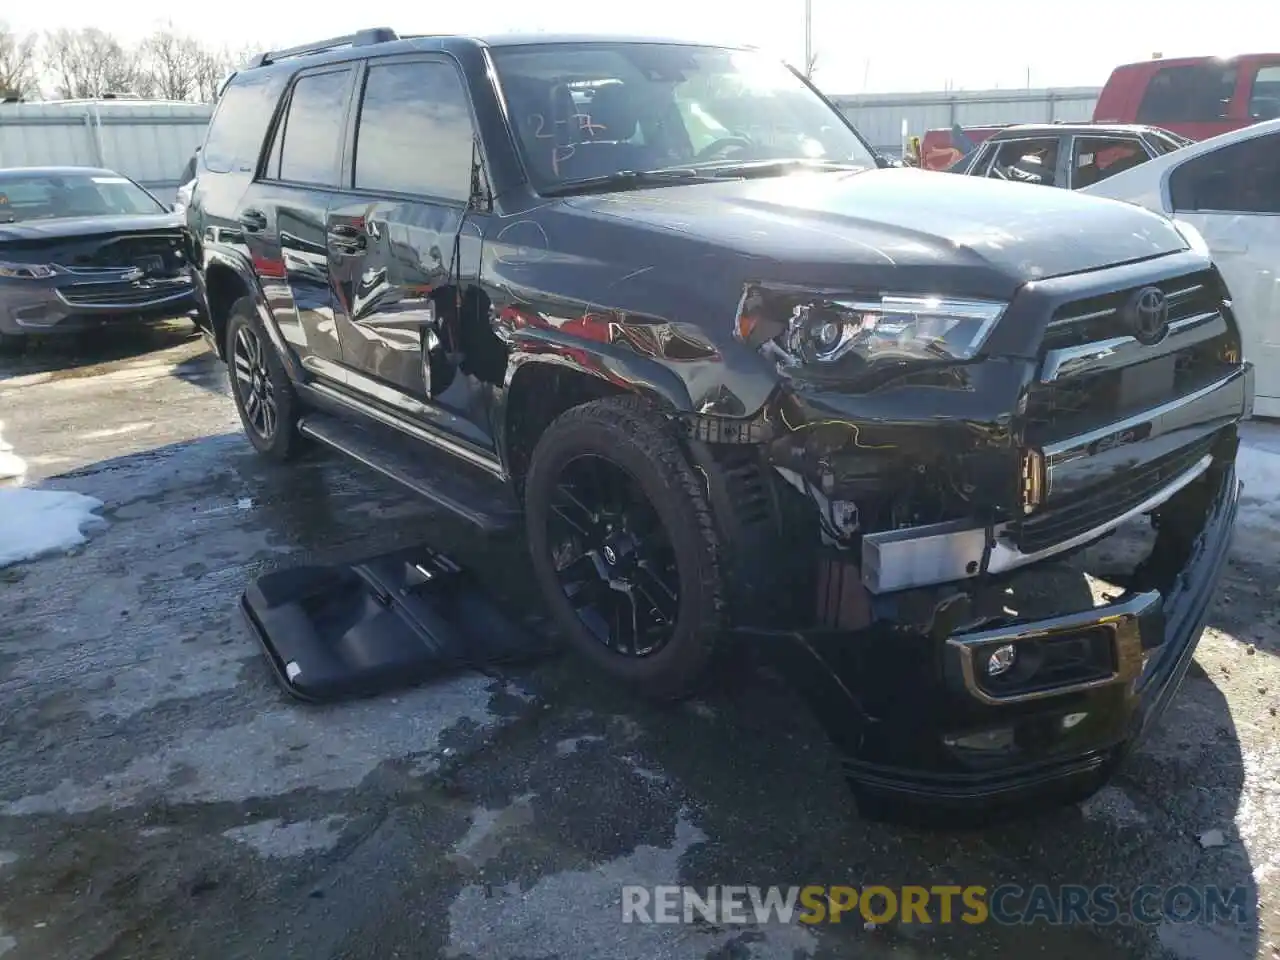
[621,884,1250,927]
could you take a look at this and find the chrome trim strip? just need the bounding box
[947,592,1155,705]
[53,286,194,310]
[1045,282,1203,330]
[987,454,1212,575]
[307,380,506,480]
[1040,309,1223,382]
[861,452,1213,594]
[1040,371,1243,472]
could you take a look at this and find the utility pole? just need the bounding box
[804,0,813,77]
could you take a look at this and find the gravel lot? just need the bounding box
[0,322,1277,960]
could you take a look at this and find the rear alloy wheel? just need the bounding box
[524,396,728,699]
[226,298,303,461]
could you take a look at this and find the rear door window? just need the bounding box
[1247,64,1280,121]
[1136,64,1237,124]
[275,68,353,187]
[202,70,288,175]
[1169,132,1280,214]
[352,59,475,202]
[1071,137,1148,189]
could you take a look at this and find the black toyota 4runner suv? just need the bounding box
[188,28,1253,811]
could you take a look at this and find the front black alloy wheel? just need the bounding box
[225,297,302,461]
[548,454,682,657]
[524,396,728,699]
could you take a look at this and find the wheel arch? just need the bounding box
[202,252,303,383]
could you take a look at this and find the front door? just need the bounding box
[328,54,493,451]
[1169,129,1280,416]
[245,63,357,381]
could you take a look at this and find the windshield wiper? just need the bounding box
[539,168,726,197]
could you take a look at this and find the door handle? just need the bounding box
[238,209,267,232]
[327,225,367,254]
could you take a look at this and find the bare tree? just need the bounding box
[191,43,259,102]
[0,21,39,98]
[137,24,206,100]
[43,27,140,98]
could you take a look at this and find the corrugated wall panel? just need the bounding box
[832,87,1102,156]
[0,100,213,203]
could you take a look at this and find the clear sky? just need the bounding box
[7,0,1277,94]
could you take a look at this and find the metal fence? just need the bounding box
[0,100,214,205]
[831,87,1104,157]
[0,88,1108,189]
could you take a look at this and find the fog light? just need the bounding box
[986,643,1017,677]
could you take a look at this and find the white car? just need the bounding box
[1083,118,1280,418]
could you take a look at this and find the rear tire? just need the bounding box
[523,395,728,700]
[226,298,303,461]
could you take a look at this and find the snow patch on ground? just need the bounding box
[1237,424,1280,532]
[0,488,106,569]
[223,816,347,859]
[0,421,26,482]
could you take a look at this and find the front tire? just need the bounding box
[524,395,728,700]
[226,298,303,461]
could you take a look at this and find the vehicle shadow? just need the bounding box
[13,435,1259,960]
[0,318,201,380]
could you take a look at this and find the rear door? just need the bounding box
[1134,61,1241,141]
[1066,135,1150,190]
[1168,129,1280,415]
[327,54,493,451]
[245,63,357,382]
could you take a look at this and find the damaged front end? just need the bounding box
[687,254,1253,815]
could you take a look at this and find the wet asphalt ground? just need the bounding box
[0,321,1278,960]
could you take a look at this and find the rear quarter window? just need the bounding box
[202,69,289,175]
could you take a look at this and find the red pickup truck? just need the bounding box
[919,53,1280,170]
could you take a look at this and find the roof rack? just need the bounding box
[245,28,400,69]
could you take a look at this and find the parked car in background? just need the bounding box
[0,166,196,351]
[944,123,1190,189]
[188,28,1254,815]
[920,52,1280,171]
[1095,53,1280,140]
[1083,117,1280,419]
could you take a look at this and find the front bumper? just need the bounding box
[743,453,1240,812]
[0,274,197,336]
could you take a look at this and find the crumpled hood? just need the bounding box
[561,168,1189,294]
[0,213,182,245]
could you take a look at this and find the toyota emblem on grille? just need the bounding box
[1125,286,1170,345]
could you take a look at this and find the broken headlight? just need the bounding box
[735,286,1007,378]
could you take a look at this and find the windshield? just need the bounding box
[490,42,878,190]
[0,172,165,223]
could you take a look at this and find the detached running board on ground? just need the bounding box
[241,545,556,702]
[297,411,521,534]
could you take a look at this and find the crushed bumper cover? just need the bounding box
[741,458,1241,813]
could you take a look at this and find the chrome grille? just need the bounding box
[1010,433,1216,554]
[1041,271,1219,351]
[1025,269,1239,447]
